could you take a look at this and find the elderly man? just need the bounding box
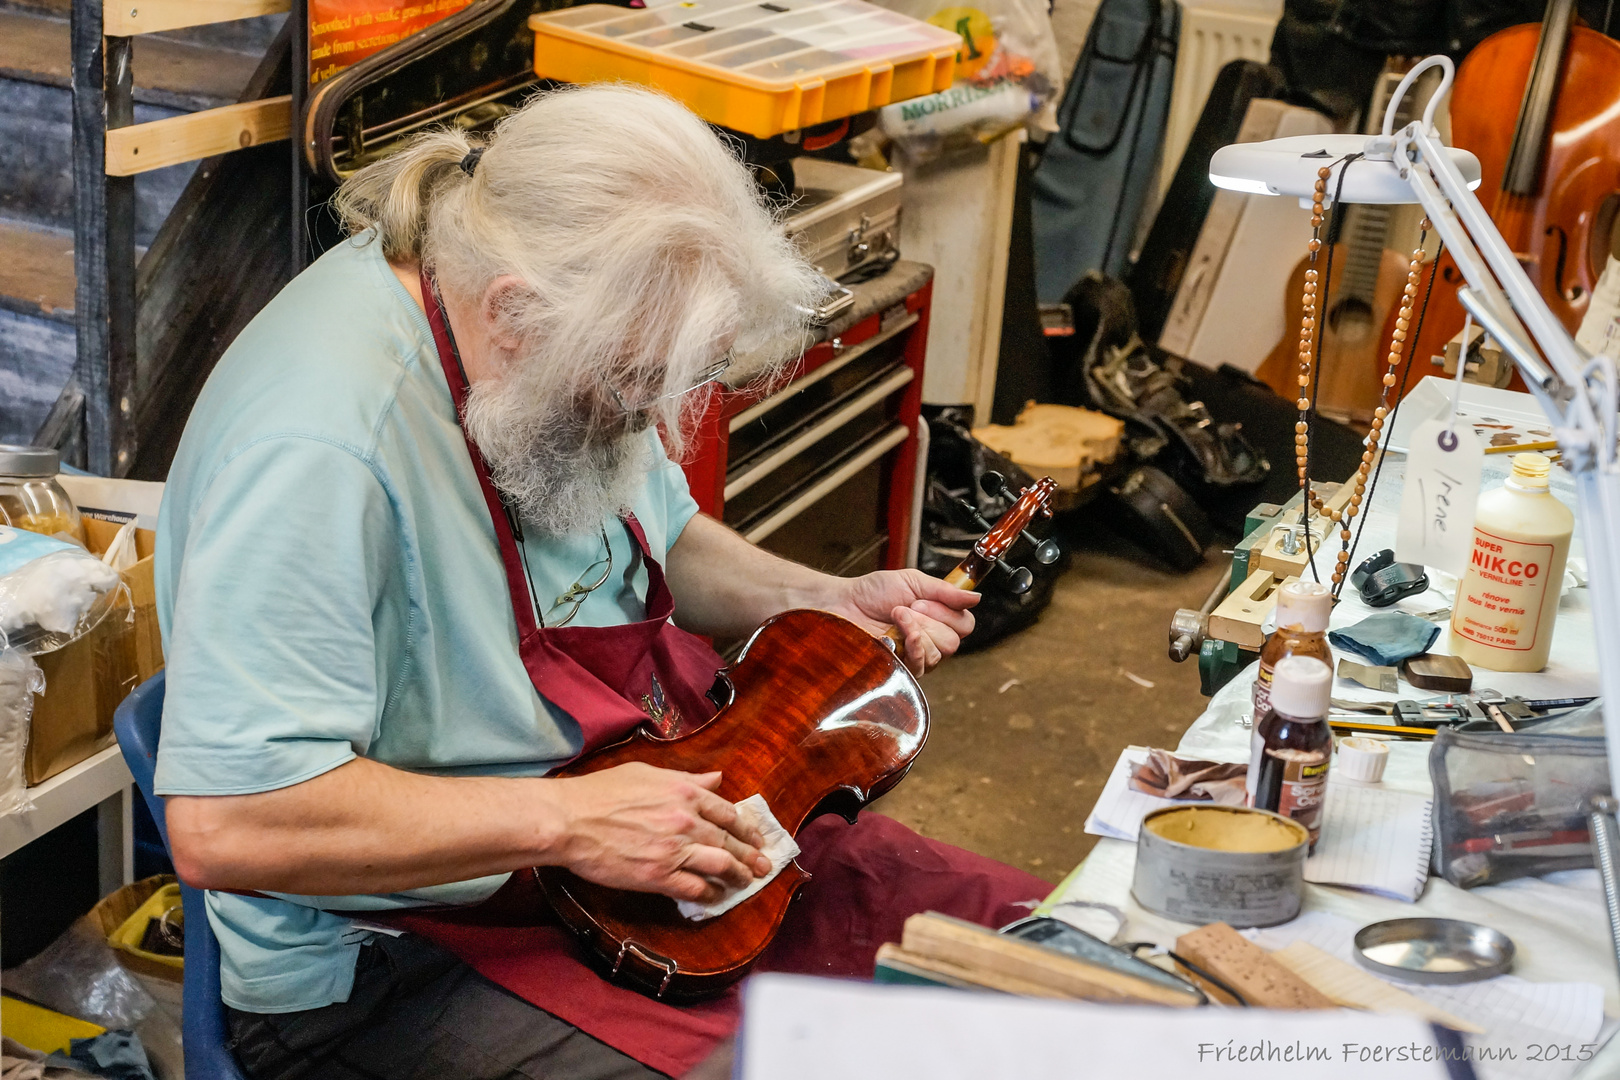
[156,85,1041,1079]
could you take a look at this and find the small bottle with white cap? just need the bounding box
[1252,579,1333,718]
[1247,654,1333,850]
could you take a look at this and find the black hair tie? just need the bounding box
[459,147,485,177]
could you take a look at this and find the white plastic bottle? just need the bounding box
[1449,453,1574,672]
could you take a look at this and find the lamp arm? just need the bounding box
[1389,121,1620,831]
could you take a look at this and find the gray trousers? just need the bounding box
[226,934,663,1080]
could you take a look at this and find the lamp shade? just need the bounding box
[1209,134,1482,205]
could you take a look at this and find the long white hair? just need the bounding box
[334,84,824,527]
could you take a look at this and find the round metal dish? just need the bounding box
[1353,918,1515,984]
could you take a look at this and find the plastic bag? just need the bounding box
[0,524,124,653]
[0,646,41,815]
[2,918,157,1032]
[1430,714,1609,889]
[872,0,1062,162]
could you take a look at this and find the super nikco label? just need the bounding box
[1454,528,1554,652]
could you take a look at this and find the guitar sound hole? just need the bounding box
[1328,298,1375,342]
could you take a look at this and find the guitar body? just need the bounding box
[1257,244,1409,424]
[1394,20,1620,392]
[536,608,927,1001]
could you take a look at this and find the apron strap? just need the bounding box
[421,270,540,639]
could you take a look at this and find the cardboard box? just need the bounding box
[25,477,164,786]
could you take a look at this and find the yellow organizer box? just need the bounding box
[530,0,960,138]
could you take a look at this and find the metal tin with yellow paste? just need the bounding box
[1131,804,1309,928]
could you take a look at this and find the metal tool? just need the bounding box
[1168,565,1235,663]
[1353,918,1515,984]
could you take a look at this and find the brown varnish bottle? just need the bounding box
[1252,580,1334,719]
[1247,654,1333,850]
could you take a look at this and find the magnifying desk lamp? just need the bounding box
[1207,55,1620,974]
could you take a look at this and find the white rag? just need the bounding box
[675,793,800,922]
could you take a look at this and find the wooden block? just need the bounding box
[105,96,291,176]
[1270,942,1484,1033]
[901,913,1199,1006]
[104,0,291,36]
[1207,570,1299,649]
[1252,481,1355,579]
[1174,923,1336,1009]
[972,403,1123,492]
[1401,653,1472,693]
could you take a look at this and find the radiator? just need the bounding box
[1157,0,1282,200]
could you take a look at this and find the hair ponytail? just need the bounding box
[332,128,483,262]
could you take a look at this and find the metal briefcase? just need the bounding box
[782,157,903,282]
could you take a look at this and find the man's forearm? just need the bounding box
[662,512,841,637]
[166,757,562,895]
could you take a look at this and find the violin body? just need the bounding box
[536,608,927,1001]
[1394,19,1620,386]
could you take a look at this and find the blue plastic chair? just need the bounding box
[113,671,250,1080]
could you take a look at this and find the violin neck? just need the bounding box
[947,552,993,591]
[1504,0,1576,196]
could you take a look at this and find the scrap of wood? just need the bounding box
[1270,942,1484,1033]
[901,913,1197,1006]
[972,403,1123,492]
[876,944,1069,999]
[104,0,291,36]
[1174,923,1335,1009]
[106,97,291,176]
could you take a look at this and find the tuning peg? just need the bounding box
[998,559,1034,594]
[980,470,1013,500]
[1022,531,1061,564]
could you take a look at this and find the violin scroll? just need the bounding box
[944,473,1061,593]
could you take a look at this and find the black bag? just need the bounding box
[918,407,1067,650]
[1051,273,1270,501]
[1031,0,1181,303]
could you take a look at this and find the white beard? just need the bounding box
[461,376,658,538]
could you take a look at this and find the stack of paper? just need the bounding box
[1084,747,1433,901]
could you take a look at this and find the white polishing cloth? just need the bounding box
[676,793,800,922]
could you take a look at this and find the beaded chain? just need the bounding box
[1293,163,1432,594]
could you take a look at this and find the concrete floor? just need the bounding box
[874,527,1231,887]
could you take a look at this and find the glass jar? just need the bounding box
[0,445,84,544]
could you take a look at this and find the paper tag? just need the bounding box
[1395,418,1483,577]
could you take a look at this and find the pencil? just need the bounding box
[1483,440,1558,455]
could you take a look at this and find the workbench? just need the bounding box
[1044,446,1616,1077]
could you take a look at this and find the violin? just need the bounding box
[536,474,1059,1000]
[1390,0,1620,388]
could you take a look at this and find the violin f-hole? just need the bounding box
[1546,223,1577,301]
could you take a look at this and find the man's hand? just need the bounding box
[542,763,771,904]
[823,569,980,675]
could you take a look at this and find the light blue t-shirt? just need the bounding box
[154,234,700,1014]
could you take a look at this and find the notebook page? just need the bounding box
[1305,784,1434,902]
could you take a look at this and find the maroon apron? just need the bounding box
[404,274,1047,1077]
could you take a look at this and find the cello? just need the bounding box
[535,475,1058,1001]
[1389,0,1620,387]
